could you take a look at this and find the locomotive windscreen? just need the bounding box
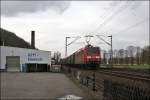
[87,47,100,55]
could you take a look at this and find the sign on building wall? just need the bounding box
[28,53,43,61]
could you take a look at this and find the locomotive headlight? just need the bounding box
[96,56,100,58]
[87,56,91,58]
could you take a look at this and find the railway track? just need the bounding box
[62,66,150,99]
[98,69,150,82]
[63,65,150,81]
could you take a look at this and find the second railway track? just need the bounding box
[97,69,150,82]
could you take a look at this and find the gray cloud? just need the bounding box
[1,1,70,16]
[1,1,149,57]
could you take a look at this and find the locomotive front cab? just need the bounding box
[84,45,101,67]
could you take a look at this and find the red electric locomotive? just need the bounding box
[83,45,101,67]
[61,44,101,69]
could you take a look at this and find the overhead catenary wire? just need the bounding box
[88,1,122,33]
[96,35,111,46]
[66,1,148,54]
[93,1,131,33]
[79,2,130,46]
[88,1,148,48]
[114,18,149,35]
[80,2,122,46]
[67,36,81,46]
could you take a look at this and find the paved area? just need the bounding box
[0,72,89,99]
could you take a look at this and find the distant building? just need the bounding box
[0,46,51,72]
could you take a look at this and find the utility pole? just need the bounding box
[96,34,113,67]
[149,31,150,65]
[65,37,67,57]
[65,37,70,57]
[148,27,150,73]
[108,35,113,67]
[65,36,81,57]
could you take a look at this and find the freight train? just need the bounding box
[61,44,101,69]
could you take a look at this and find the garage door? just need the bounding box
[6,56,20,72]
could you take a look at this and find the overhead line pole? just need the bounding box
[65,36,81,57]
[65,37,70,57]
[96,35,113,67]
[108,35,113,67]
[149,26,150,69]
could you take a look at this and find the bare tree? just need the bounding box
[135,46,141,65]
[118,49,125,64]
[53,51,61,64]
[141,46,149,65]
[102,50,107,64]
[105,45,149,66]
[127,46,136,65]
[113,49,118,64]
[124,50,129,65]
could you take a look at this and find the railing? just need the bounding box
[62,66,150,100]
[80,73,96,91]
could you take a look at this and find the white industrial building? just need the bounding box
[0,46,51,72]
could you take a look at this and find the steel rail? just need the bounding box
[98,70,150,82]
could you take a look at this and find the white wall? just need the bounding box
[0,46,51,70]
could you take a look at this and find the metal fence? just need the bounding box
[62,66,150,100]
[103,80,150,100]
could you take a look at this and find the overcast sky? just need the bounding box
[1,1,149,57]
